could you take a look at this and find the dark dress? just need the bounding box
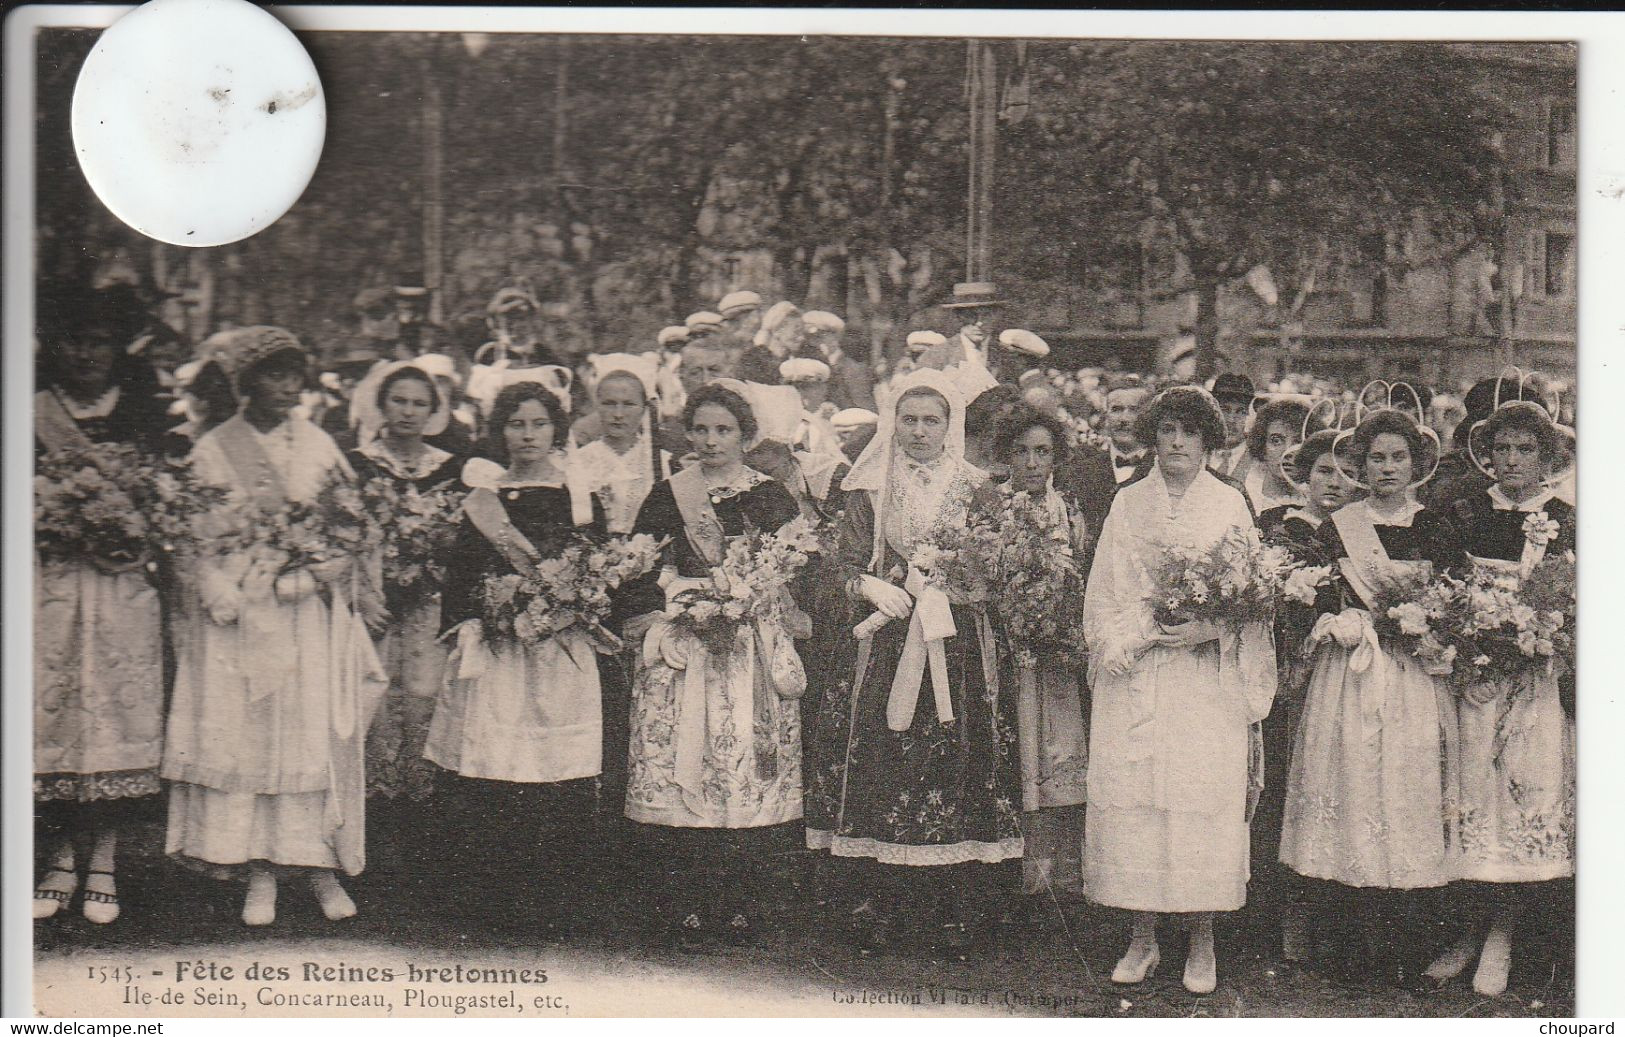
[427,483,608,916]
[345,445,463,807]
[805,484,1023,869]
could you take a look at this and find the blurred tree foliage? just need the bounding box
[36,32,1510,369]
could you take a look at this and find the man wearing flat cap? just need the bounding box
[996,327,1050,385]
[718,290,764,342]
[1208,372,1257,479]
[799,310,875,413]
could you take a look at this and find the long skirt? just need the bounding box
[34,561,164,807]
[1009,657,1088,894]
[1453,672,1575,882]
[1084,642,1251,913]
[805,603,1022,865]
[163,585,386,877]
[426,626,603,784]
[1279,643,1457,889]
[365,599,448,801]
[625,618,803,830]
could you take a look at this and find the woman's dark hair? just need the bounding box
[1479,403,1566,463]
[188,361,240,434]
[376,365,443,414]
[595,368,649,402]
[484,381,571,464]
[1133,386,1226,453]
[964,384,1021,439]
[1288,428,1342,484]
[1247,399,1312,461]
[895,385,951,420]
[1350,409,1436,476]
[682,382,757,443]
[995,404,1073,468]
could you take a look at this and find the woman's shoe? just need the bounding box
[725,912,756,947]
[242,871,277,927]
[676,912,708,953]
[32,867,78,921]
[1472,927,1512,997]
[81,870,120,925]
[1111,941,1160,984]
[1183,942,1217,995]
[1425,933,1478,983]
[309,871,357,921]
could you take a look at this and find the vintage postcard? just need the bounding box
[5,6,1617,1022]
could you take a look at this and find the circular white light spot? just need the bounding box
[70,0,325,247]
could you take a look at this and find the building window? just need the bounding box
[723,256,742,284]
[1544,232,1574,297]
[1546,101,1576,168]
[1525,230,1575,298]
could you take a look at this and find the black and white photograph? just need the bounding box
[6,8,1602,1021]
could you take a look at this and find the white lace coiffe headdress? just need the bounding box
[842,366,968,494]
[1464,366,1575,483]
[586,352,659,400]
[708,378,804,450]
[1330,379,1441,490]
[348,359,452,445]
[1276,395,1343,493]
[467,362,574,417]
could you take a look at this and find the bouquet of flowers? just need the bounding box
[1434,551,1575,690]
[1143,527,1295,628]
[208,474,390,573]
[36,443,227,567]
[368,480,465,612]
[480,533,665,652]
[665,515,831,656]
[1366,568,1458,676]
[983,489,1088,668]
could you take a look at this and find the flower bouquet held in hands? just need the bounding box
[1434,550,1575,693]
[366,480,465,612]
[480,533,665,653]
[664,515,831,656]
[851,501,1002,641]
[35,443,228,572]
[1143,527,1295,629]
[1365,567,1458,677]
[985,489,1089,669]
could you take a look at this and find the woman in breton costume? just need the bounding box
[1278,402,1464,986]
[32,315,170,924]
[344,362,463,852]
[427,372,608,928]
[1083,386,1276,995]
[1241,397,1315,516]
[992,406,1092,903]
[567,353,674,850]
[621,383,804,947]
[1253,426,1356,962]
[163,327,389,926]
[1424,399,1575,996]
[804,368,1022,954]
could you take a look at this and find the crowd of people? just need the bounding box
[33,281,1576,1002]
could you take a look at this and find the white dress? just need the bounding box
[1278,500,1459,889]
[1082,467,1276,912]
[163,415,388,877]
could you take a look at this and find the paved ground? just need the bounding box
[31,813,1575,1019]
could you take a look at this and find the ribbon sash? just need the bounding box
[884,565,958,731]
[669,465,728,567]
[1332,506,1396,612]
[212,415,290,510]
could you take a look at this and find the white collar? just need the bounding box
[1487,484,1556,512]
[360,437,453,480]
[1360,497,1424,528]
[58,386,120,420]
[1283,506,1323,529]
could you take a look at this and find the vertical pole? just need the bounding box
[554,38,569,182]
[966,40,979,281]
[423,44,446,329]
[972,41,997,286]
